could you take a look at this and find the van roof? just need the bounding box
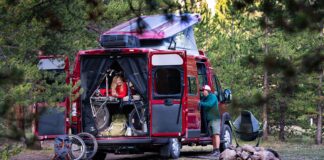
[101,13,201,40]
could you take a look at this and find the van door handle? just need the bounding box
[164,99,173,106]
[188,108,195,112]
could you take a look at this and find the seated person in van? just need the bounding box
[111,76,128,98]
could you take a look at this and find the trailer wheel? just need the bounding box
[92,151,106,160]
[160,138,181,159]
[220,124,232,151]
[77,132,98,159]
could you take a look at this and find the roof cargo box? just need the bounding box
[100,35,140,48]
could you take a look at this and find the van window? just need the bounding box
[197,63,208,87]
[154,68,181,95]
[188,77,197,95]
[212,75,223,101]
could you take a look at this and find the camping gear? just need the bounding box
[100,114,127,136]
[230,110,263,147]
[53,135,72,160]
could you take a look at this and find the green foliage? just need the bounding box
[0,0,190,144]
[0,144,22,160]
[195,0,324,141]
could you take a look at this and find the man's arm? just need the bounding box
[200,95,217,109]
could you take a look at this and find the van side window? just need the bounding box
[212,75,223,102]
[154,68,181,96]
[188,77,197,95]
[196,63,208,87]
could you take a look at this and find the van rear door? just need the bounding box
[149,51,187,137]
[34,56,70,140]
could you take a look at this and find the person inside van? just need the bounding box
[199,85,221,157]
[111,76,128,98]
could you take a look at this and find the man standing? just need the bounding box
[200,85,221,157]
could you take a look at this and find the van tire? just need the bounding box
[160,138,181,159]
[220,124,232,151]
[92,151,106,160]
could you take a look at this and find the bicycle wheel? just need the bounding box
[128,108,147,135]
[94,104,110,131]
[68,135,86,160]
[77,132,98,159]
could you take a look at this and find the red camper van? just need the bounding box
[70,14,233,159]
[34,14,233,159]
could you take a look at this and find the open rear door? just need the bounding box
[149,51,187,137]
[34,56,70,140]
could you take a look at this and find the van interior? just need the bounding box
[80,55,148,137]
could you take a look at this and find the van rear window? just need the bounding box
[154,68,181,96]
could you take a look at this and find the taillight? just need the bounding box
[72,102,77,123]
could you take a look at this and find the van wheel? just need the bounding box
[92,151,106,160]
[160,138,181,159]
[220,124,232,151]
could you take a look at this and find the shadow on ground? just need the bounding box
[104,150,213,160]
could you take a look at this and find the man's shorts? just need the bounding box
[208,119,221,135]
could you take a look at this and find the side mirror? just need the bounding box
[224,89,232,103]
[214,91,225,102]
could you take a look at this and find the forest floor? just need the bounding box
[6,136,324,160]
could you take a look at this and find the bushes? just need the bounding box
[0,144,22,160]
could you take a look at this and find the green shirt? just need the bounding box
[200,93,220,121]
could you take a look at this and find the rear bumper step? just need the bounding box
[96,137,169,145]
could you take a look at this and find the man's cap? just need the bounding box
[202,85,211,91]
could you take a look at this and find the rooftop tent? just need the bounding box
[100,14,201,55]
[104,14,201,39]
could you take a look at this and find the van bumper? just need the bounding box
[96,137,170,145]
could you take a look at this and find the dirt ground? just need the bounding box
[10,141,214,160]
[8,138,324,160]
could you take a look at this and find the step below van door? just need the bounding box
[149,51,187,137]
[34,56,70,140]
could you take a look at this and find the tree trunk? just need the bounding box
[262,16,270,140]
[262,70,269,140]
[316,23,324,145]
[279,98,286,141]
[316,69,323,144]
